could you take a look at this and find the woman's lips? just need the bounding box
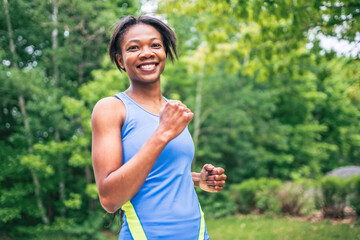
[138,63,157,72]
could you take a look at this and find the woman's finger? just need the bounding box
[209,186,222,191]
[210,167,225,175]
[204,164,215,171]
[207,174,227,181]
[206,180,226,186]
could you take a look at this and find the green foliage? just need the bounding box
[278,179,317,216]
[79,56,130,107]
[231,179,259,213]
[86,184,99,200]
[0,182,31,223]
[160,0,360,182]
[69,148,91,167]
[319,176,348,218]
[255,179,282,214]
[64,193,82,210]
[231,178,318,216]
[12,211,115,240]
[230,178,282,214]
[348,175,360,216]
[1,0,360,238]
[20,154,54,176]
[0,0,138,238]
[196,188,236,218]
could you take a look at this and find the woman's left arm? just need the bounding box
[192,164,227,192]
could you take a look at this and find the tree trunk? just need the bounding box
[51,0,59,85]
[4,0,49,225]
[51,0,66,217]
[3,0,17,68]
[19,96,50,225]
[78,61,84,84]
[30,169,50,225]
[85,164,96,211]
[55,130,66,217]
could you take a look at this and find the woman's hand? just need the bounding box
[157,100,193,141]
[195,164,227,193]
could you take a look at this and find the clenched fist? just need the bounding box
[199,164,227,193]
[158,100,194,141]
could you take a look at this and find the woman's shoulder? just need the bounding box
[91,96,126,128]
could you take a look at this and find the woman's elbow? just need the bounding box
[99,195,119,213]
[97,178,128,213]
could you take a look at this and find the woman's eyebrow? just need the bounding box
[125,37,161,45]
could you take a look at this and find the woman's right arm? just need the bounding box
[91,97,193,213]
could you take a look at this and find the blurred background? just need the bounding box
[1,0,360,239]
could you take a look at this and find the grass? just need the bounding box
[205,215,360,240]
[31,215,360,240]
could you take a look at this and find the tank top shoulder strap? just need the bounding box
[113,92,135,139]
[114,92,132,108]
[114,92,167,140]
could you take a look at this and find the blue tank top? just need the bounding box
[114,92,209,240]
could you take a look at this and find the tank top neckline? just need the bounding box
[121,92,167,118]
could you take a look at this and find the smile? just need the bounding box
[138,63,157,71]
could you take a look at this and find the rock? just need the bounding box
[326,166,360,179]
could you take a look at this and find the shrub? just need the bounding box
[230,178,282,214]
[255,178,282,214]
[230,179,259,213]
[320,176,348,218]
[278,179,316,216]
[196,188,236,218]
[13,211,118,240]
[348,175,360,217]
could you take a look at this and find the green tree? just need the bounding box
[159,0,360,181]
[0,0,138,238]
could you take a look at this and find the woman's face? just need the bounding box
[117,24,166,84]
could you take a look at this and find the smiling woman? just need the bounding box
[91,16,227,240]
[108,16,177,72]
[116,24,167,84]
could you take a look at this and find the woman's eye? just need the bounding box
[127,46,139,51]
[152,43,161,48]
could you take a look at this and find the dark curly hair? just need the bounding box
[109,15,178,72]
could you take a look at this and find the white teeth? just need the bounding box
[140,64,155,70]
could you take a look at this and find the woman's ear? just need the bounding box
[116,54,125,70]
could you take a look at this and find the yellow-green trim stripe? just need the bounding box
[122,201,147,240]
[198,203,205,240]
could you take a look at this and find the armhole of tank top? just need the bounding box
[113,94,129,138]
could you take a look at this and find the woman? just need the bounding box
[91,16,227,240]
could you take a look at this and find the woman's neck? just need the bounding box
[125,82,166,114]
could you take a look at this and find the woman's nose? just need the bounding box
[139,47,154,59]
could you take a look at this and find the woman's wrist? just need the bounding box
[153,127,172,144]
[192,172,200,187]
